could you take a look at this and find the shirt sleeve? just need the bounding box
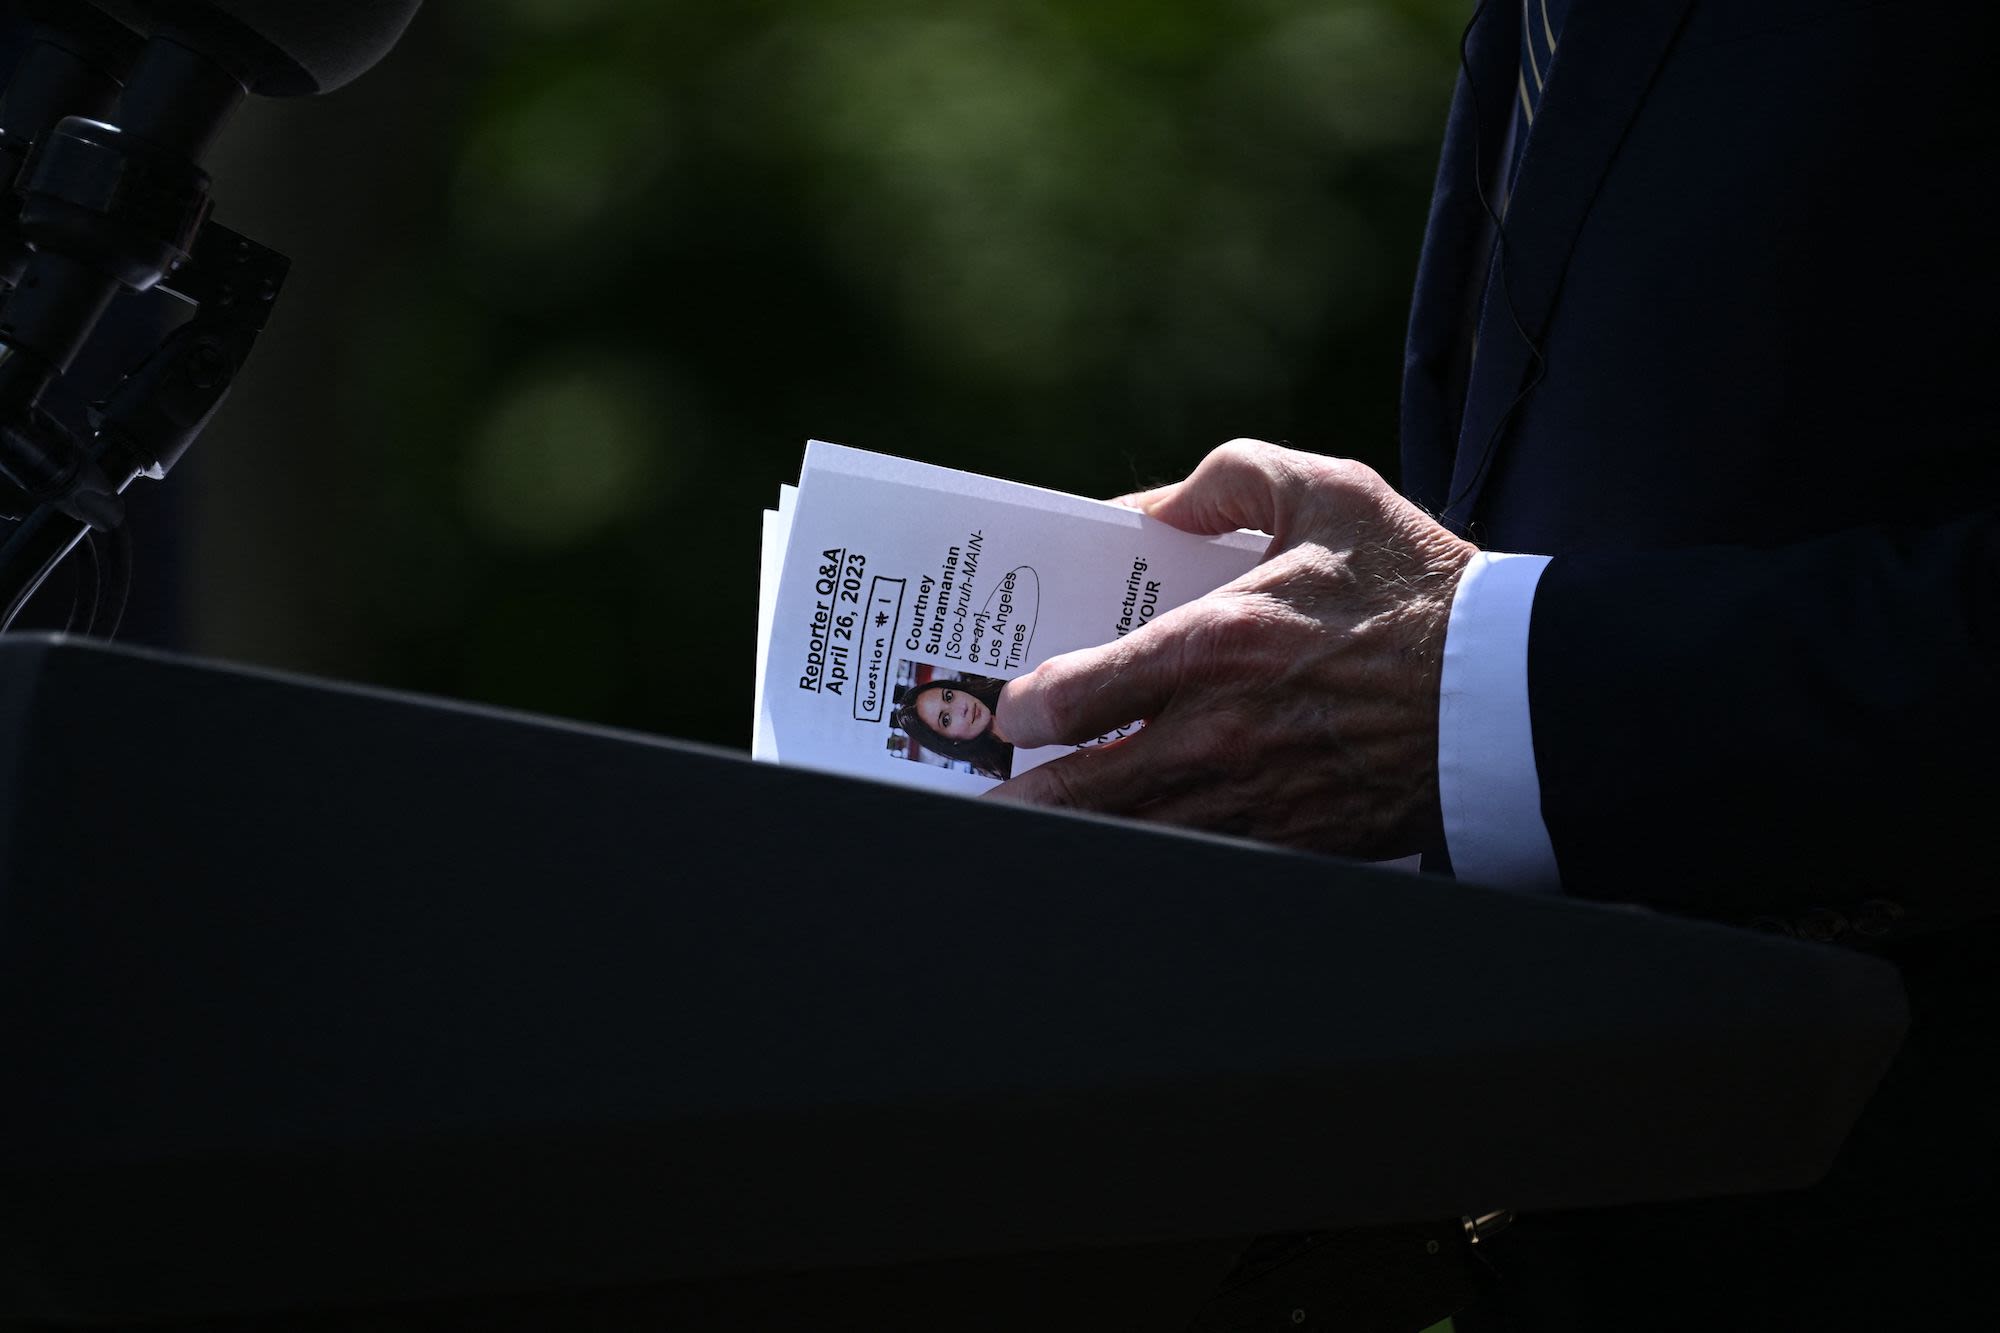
[1437,550,1561,891]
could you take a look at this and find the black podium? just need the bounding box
[0,636,1907,1330]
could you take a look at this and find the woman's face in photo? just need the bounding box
[917,685,990,741]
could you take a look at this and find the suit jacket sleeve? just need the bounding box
[1529,510,1999,936]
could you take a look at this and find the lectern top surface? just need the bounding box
[0,636,1908,1323]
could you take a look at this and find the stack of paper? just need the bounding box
[754,442,1265,793]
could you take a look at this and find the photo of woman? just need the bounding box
[888,665,1014,780]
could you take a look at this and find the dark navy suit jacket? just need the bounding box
[1402,0,1998,933]
[1398,3,1999,1323]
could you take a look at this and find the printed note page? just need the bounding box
[758,443,1263,794]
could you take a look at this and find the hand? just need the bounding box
[989,439,1475,860]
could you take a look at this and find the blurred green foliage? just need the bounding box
[332,0,1466,743]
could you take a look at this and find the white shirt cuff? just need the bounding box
[1438,551,1561,891]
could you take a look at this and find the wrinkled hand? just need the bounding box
[989,439,1475,859]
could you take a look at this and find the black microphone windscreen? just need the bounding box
[21,1,148,72]
[83,0,420,95]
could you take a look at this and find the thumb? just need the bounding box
[1115,439,1314,538]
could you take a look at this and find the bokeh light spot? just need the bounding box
[461,364,676,548]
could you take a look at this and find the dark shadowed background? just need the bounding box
[41,0,1468,747]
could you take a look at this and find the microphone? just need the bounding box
[0,0,421,633]
[77,0,422,95]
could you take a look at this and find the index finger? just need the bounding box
[985,725,1182,814]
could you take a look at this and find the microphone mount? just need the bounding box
[0,9,288,635]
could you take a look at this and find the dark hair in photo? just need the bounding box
[891,674,1013,779]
